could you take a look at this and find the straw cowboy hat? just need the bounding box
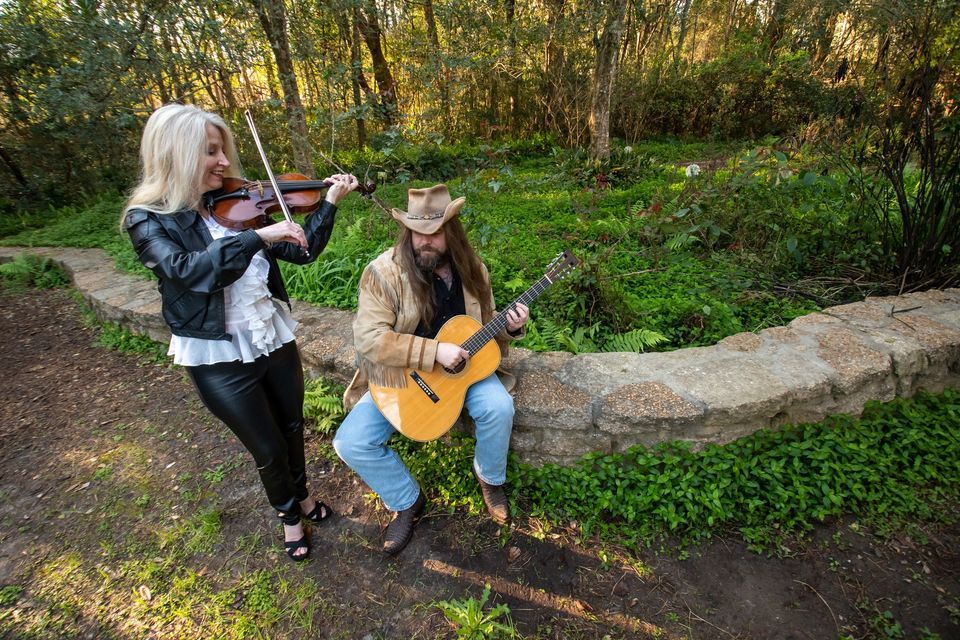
[390,184,466,235]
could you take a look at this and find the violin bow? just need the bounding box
[313,146,393,218]
[243,109,310,258]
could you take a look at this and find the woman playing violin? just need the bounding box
[122,103,359,561]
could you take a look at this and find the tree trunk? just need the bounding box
[812,4,842,69]
[422,0,450,127]
[764,0,790,62]
[723,0,740,48]
[542,0,566,135]
[334,5,368,147]
[160,23,187,100]
[356,0,399,126]
[249,0,313,176]
[0,144,28,187]
[351,17,367,149]
[504,0,519,132]
[589,0,629,160]
[673,0,693,67]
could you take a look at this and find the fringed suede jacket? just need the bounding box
[343,247,523,410]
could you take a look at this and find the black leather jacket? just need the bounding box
[124,200,337,341]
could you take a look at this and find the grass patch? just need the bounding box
[75,300,171,364]
[0,585,23,607]
[94,322,170,363]
[435,584,517,638]
[3,494,334,640]
[0,193,149,278]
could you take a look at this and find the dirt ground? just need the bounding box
[1,286,958,639]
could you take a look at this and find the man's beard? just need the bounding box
[414,247,449,272]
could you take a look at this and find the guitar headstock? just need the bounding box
[544,249,580,282]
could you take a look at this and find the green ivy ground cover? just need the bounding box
[393,389,960,550]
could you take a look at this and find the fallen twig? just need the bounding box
[793,579,839,635]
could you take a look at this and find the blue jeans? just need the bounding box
[333,373,514,512]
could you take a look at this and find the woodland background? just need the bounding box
[0,0,958,352]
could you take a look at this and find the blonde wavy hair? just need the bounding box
[122,103,241,221]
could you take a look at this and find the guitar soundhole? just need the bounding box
[443,361,466,375]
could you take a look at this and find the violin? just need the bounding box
[203,173,376,231]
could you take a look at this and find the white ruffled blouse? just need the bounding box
[167,216,298,366]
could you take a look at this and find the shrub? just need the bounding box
[0,253,67,290]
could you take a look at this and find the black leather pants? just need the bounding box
[186,340,307,525]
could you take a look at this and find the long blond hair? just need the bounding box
[122,103,241,221]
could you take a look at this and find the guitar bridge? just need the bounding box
[410,371,439,403]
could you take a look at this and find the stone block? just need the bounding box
[508,348,570,375]
[596,381,703,436]
[73,270,120,293]
[815,327,893,395]
[300,334,347,368]
[298,335,356,383]
[86,283,132,307]
[759,326,805,343]
[669,354,789,424]
[929,309,960,330]
[887,314,960,353]
[539,428,612,462]
[825,300,893,325]
[512,371,592,431]
[508,427,540,454]
[790,312,843,329]
[558,347,712,396]
[691,419,772,446]
[883,289,960,306]
[757,343,835,424]
[718,332,762,352]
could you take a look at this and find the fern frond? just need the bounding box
[557,322,601,354]
[303,378,345,435]
[602,328,669,353]
[538,317,567,352]
[665,232,698,251]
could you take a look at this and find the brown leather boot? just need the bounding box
[474,471,510,525]
[382,491,425,556]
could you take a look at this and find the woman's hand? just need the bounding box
[323,173,360,205]
[436,342,470,369]
[255,220,307,248]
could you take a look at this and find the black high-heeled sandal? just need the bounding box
[302,499,332,524]
[284,531,310,562]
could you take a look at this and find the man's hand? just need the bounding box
[436,342,469,368]
[505,302,530,334]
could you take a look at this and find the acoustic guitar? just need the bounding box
[369,250,580,441]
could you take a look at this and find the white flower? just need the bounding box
[685,163,701,178]
[623,146,633,154]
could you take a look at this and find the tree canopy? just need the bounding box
[1,0,957,286]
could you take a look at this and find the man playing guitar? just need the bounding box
[333,184,529,555]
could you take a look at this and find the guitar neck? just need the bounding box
[461,273,556,356]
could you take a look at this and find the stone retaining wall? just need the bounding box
[5,246,960,467]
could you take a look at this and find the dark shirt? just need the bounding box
[414,267,465,339]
